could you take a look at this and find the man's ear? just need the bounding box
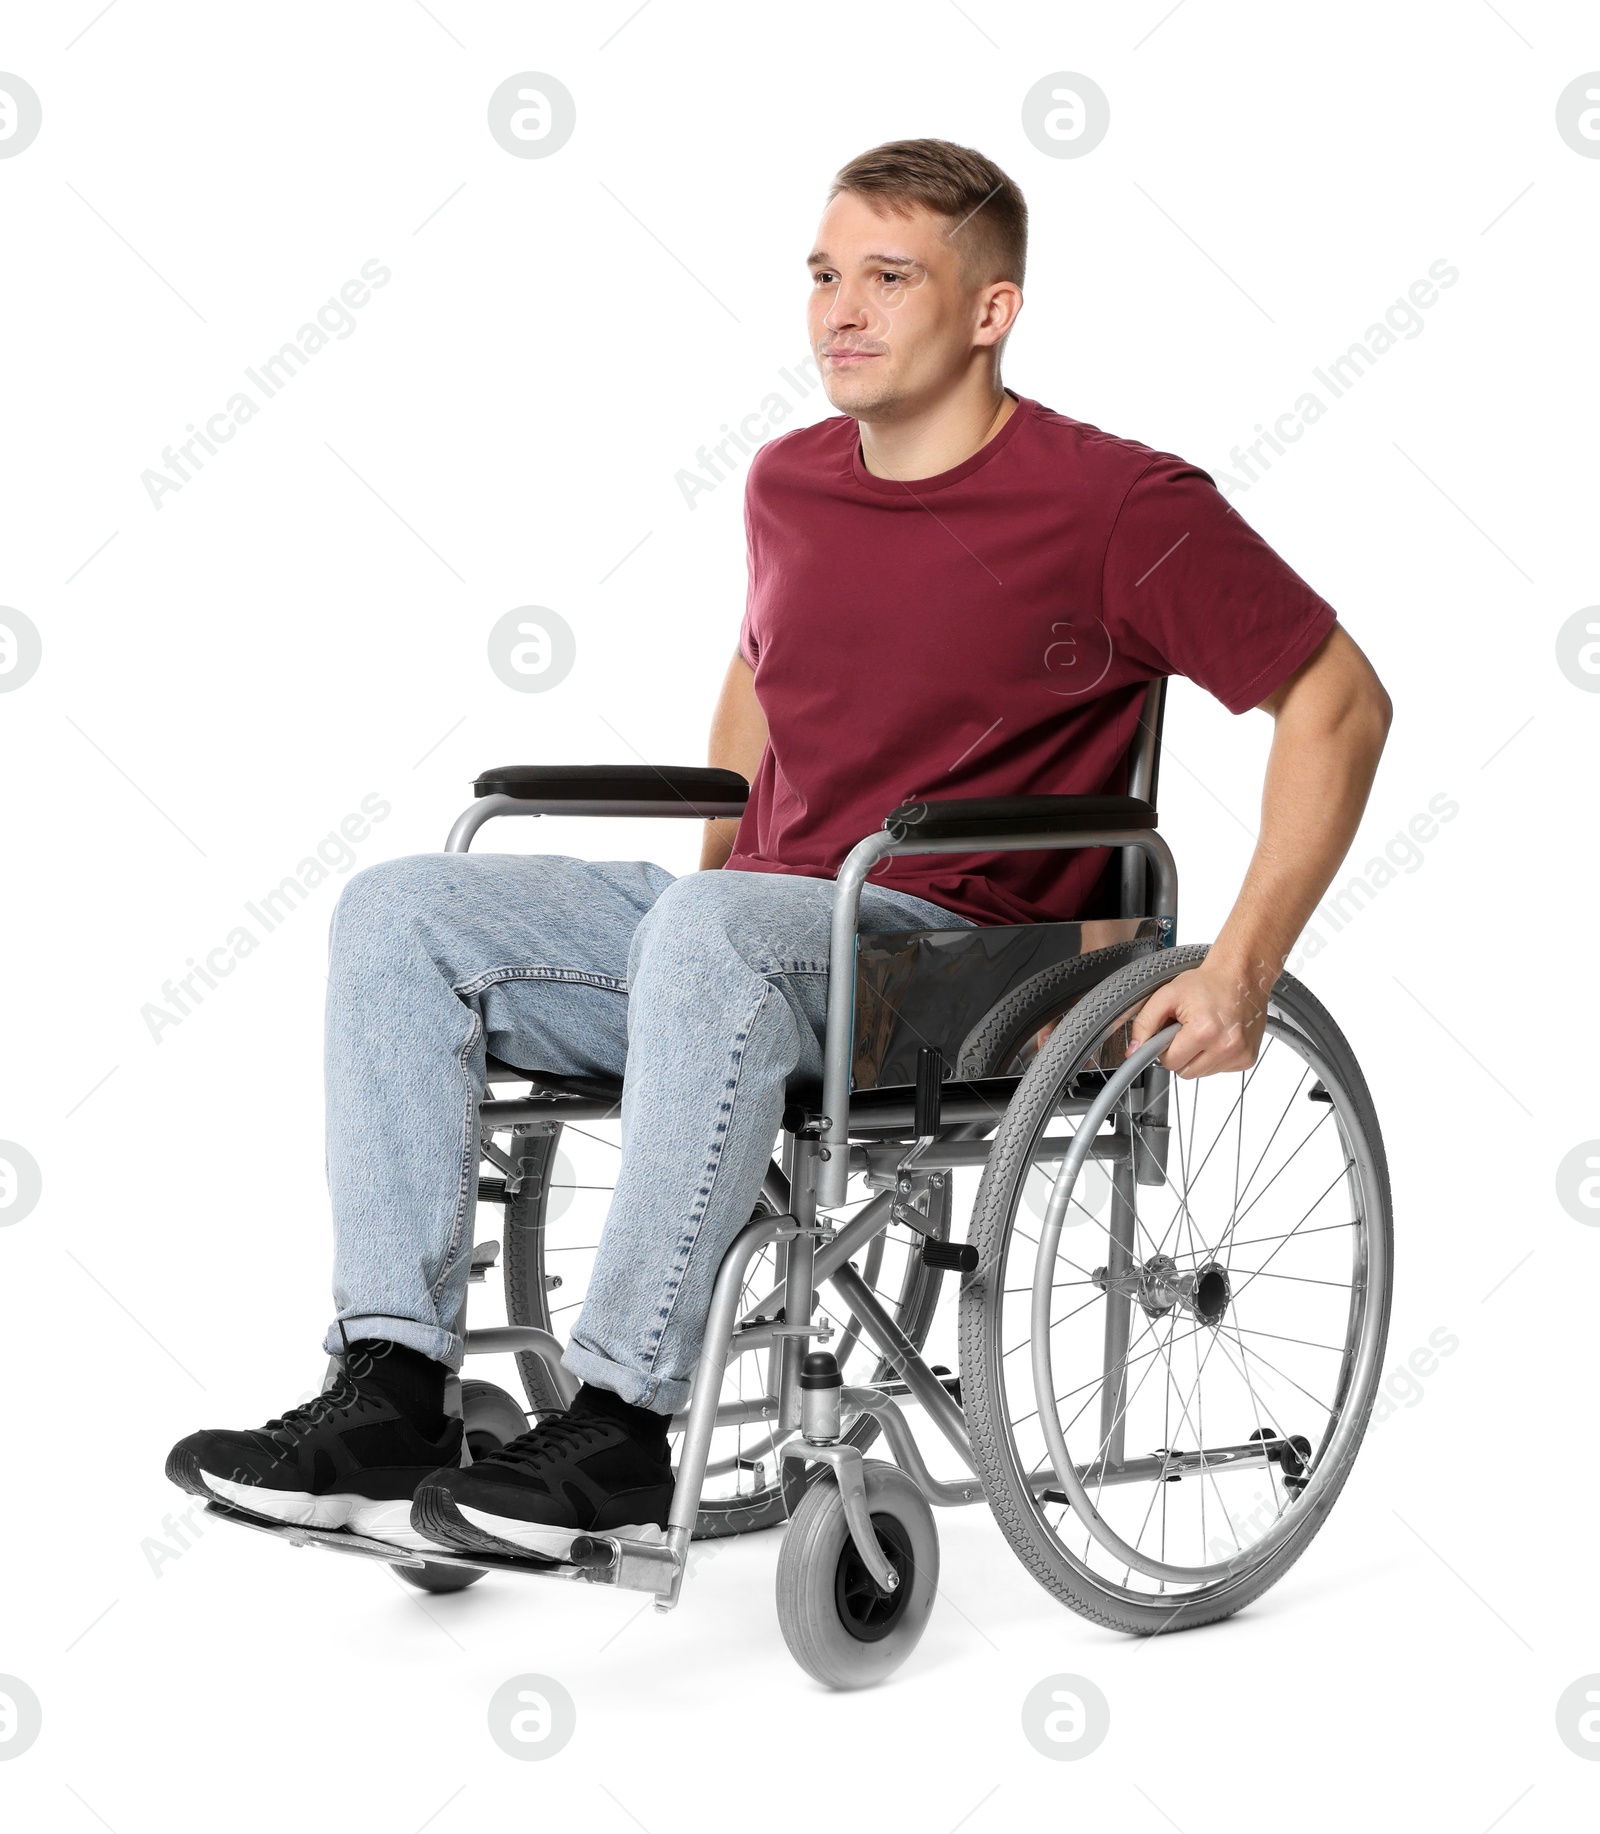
[975,280,1023,347]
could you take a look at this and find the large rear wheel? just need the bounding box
[959,946,1392,1634]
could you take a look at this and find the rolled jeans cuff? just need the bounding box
[561,1338,688,1416]
[322,1313,464,1372]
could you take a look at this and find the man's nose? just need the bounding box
[822,282,873,332]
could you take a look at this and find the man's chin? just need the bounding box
[820,369,902,421]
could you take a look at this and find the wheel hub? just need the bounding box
[834,1513,915,1643]
[1093,1254,1233,1325]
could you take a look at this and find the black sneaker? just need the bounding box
[412,1412,673,1561]
[165,1370,463,1551]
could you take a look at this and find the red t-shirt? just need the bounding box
[726,394,1337,925]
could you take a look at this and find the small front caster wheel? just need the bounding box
[395,1559,486,1594]
[775,1460,938,1689]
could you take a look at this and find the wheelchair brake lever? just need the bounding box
[912,1044,944,1141]
[888,1045,946,1189]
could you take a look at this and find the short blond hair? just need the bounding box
[828,138,1028,287]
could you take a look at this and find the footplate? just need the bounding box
[202,1499,680,1596]
[206,1500,438,1567]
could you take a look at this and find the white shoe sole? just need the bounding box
[456,1507,666,1561]
[201,1471,449,1553]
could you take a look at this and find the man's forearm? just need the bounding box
[1209,677,1391,992]
[1129,629,1391,1077]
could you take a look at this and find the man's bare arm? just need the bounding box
[1129,624,1392,1076]
[700,650,768,870]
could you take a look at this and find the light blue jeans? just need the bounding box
[321,854,968,1413]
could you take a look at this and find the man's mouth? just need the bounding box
[822,347,880,365]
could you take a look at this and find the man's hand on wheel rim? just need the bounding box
[1127,959,1278,1079]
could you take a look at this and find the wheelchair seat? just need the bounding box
[484,905,1167,1128]
[483,1057,625,1103]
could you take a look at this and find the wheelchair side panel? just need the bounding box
[851,916,1166,1091]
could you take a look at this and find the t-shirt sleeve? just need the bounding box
[1100,454,1337,714]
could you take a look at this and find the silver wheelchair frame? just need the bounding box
[214,686,1185,1609]
[384,685,1179,1608]
[203,673,1391,1675]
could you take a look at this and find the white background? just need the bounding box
[1,1,1597,1826]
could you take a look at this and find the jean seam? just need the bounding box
[427,1006,482,1315]
[427,967,628,1325]
[638,978,773,1387]
[452,964,628,1000]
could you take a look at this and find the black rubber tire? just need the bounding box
[498,1132,570,1417]
[775,1461,939,1689]
[958,944,1393,1636]
[460,1378,529,1460]
[395,1559,485,1594]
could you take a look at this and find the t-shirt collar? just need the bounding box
[849,390,1033,495]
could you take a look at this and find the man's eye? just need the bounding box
[879,272,905,285]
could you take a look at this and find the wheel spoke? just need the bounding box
[1226,1323,1348,1353]
[1000,1290,1105,1360]
[1218,1266,1353,1291]
[1217,1106,1336,1261]
[1208,1328,1333,1415]
[1225,1163,1356,1302]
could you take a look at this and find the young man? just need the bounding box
[166,140,1390,1560]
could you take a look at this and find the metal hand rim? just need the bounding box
[1029,1016,1386,1586]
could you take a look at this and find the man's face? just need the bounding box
[807,191,999,421]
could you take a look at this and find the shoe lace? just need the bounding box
[259,1371,383,1442]
[476,1411,613,1472]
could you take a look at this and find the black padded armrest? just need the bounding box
[473,764,748,816]
[883,794,1156,843]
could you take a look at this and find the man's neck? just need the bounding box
[856,377,1018,482]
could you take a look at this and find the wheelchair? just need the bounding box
[207,679,1393,1689]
